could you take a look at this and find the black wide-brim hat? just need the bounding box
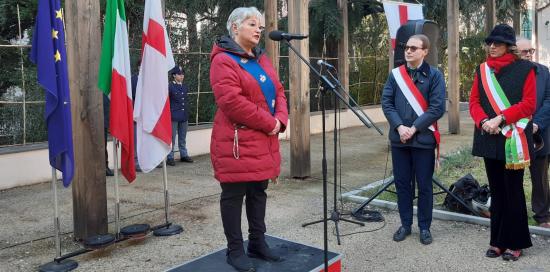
[485,24,516,45]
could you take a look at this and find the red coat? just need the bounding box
[209,36,288,183]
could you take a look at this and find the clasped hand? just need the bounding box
[397,125,417,143]
[268,119,281,135]
[482,116,502,135]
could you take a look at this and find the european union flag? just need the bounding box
[30,0,74,187]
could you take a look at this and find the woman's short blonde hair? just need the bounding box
[226,7,263,38]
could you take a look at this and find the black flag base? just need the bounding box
[83,234,116,250]
[153,223,183,236]
[39,259,78,272]
[120,224,151,239]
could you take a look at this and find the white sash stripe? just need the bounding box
[514,129,524,159]
[392,68,435,132]
[483,63,507,110]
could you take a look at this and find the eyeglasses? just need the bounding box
[404,45,424,52]
[244,21,265,33]
[485,41,505,47]
[520,48,536,55]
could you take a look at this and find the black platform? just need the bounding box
[166,235,342,272]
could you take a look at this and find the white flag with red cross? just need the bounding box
[133,0,175,173]
[382,1,424,48]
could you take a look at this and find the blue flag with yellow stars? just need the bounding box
[30,0,74,187]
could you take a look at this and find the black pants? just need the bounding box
[484,158,532,250]
[391,146,435,230]
[220,180,268,254]
[104,127,109,168]
[529,155,550,224]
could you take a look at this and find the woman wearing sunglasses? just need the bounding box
[469,24,536,261]
[382,34,446,245]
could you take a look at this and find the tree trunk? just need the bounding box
[448,0,460,134]
[265,0,279,74]
[289,0,311,178]
[65,0,108,240]
[486,0,496,33]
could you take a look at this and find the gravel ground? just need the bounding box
[1,112,549,272]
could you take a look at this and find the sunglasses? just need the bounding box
[485,41,506,47]
[404,45,424,52]
[520,48,536,55]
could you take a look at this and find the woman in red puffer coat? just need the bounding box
[209,6,288,272]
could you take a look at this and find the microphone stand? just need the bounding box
[280,38,382,271]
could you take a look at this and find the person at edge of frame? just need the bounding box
[469,24,536,261]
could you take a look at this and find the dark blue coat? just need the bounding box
[533,63,550,156]
[169,81,190,122]
[381,62,446,149]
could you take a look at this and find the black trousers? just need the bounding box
[529,155,550,224]
[220,180,268,254]
[484,158,532,250]
[104,127,109,168]
[391,146,435,230]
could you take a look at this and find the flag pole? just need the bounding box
[116,139,150,239]
[52,168,61,258]
[38,169,78,272]
[163,159,169,224]
[153,159,183,236]
[113,139,121,238]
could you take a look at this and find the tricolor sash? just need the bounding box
[225,52,276,115]
[479,62,530,169]
[392,65,441,161]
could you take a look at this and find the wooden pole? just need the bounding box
[513,8,521,32]
[265,0,279,75]
[64,0,108,240]
[289,0,311,178]
[337,0,349,94]
[447,0,460,134]
[486,0,496,33]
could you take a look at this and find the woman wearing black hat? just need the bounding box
[469,24,537,261]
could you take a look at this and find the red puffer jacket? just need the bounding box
[209,36,288,183]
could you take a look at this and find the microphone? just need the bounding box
[268,30,308,41]
[317,59,335,70]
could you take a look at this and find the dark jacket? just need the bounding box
[209,35,288,183]
[168,81,190,122]
[533,63,550,156]
[381,62,446,149]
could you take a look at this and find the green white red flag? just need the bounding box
[98,0,136,182]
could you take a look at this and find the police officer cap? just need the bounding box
[170,65,184,75]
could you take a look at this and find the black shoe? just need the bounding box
[248,242,283,262]
[135,166,142,173]
[419,229,433,245]
[227,251,255,272]
[106,168,114,176]
[392,226,411,242]
[167,159,176,166]
[180,156,194,163]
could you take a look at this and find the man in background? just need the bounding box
[167,65,193,166]
[517,37,550,228]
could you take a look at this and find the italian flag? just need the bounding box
[133,0,174,173]
[98,0,136,182]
